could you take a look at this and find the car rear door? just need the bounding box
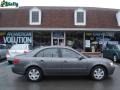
[35,48,63,75]
[60,48,88,75]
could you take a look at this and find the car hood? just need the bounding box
[85,57,113,63]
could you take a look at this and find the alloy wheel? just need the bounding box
[91,66,106,80]
[26,67,42,82]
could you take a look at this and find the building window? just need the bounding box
[74,9,86,25]
[29,8,41,25]
[33,32,51,47]
[66,32,83,52]
[84,32,119,52]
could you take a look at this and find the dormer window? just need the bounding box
[74,9,86,25]
[29,7,41,25]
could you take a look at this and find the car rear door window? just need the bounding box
[36,48,59,57]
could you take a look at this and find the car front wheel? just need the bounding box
[91,66,107,80]
[26,67,42,82]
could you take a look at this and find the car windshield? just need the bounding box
[117,45,120,50]
[0,45,6,49]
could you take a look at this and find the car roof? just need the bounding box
[38,46,81,54]
[40,46,72,49]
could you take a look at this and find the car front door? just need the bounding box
[60,48,88,75]
[35,48,63,75]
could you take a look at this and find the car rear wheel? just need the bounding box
[8,61,12,64]
[26,67,42,82]
[91,66,107,80]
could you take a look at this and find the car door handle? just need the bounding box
[40,60,44,62]
[64,60,68,63]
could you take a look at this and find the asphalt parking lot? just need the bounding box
[0,61,120,90]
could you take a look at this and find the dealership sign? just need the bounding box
[0,32,32,44]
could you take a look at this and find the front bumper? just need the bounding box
[108,64,115,75]
[7,57,14,61]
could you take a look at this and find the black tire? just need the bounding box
[8,61,12,64]
[91,66,107,81]
[25,67,43,82]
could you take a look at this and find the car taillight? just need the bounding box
[13,58,20,64]
[6,50,10,58]
[24,50,29,53]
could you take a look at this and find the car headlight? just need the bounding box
[110,62,114,66]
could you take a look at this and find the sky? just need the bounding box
[0,0,120,9]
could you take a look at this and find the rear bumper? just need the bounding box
[7,57,14,61]
[12,66,25,75]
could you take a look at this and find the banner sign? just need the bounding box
[0,32,32,44]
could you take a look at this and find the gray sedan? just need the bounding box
[12,46,115,81]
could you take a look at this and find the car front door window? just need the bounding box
[61,48,80,58]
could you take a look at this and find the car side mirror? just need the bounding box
[79,56,84,60]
